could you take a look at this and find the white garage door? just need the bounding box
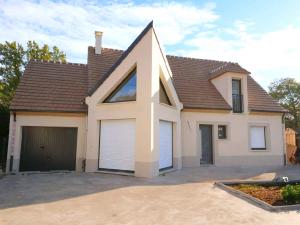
[159,121,173,170]
[99,119,135,171]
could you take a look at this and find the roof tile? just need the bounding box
[10,48,285,113]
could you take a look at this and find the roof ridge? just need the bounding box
[88,47,238,65]
[210,62,230,74]
[88,46,124,52]
[165,54,237,64]
[30,59,87,67]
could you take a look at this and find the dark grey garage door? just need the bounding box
[20,127,77,171]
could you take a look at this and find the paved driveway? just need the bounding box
[1,167,300,225]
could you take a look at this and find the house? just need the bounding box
[6,21,286,177]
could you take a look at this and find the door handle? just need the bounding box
[40,145,45,149]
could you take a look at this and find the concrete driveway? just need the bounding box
[1,167,300,225]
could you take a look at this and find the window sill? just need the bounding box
[98,101,137,106]
[159,103,176,110]
[249,149,270,152]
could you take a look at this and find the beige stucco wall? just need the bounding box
[6,112,87,172]
[181,110,285,167]
[211,72,249,112]
[85,27,181,177]
[5,28,284,177]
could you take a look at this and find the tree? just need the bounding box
[0,41,66,142]
[269,78,300,129]
[0,41,66,109]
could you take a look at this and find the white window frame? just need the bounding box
[249,124,270,151]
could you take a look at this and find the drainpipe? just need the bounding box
[6,112,16,173]
[282,113,287,166]
[82,98,89,172]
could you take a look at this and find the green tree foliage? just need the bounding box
[0,41,66,138]
[282,184,300,204]
[269,78,300,129]
[0,41,66,108]
[0,42,25,108]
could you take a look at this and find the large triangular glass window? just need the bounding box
[159,80,172,106]
[104,69,137,103]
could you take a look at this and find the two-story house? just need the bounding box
[6,21,286,177]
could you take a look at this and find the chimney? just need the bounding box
[95,31,103,54]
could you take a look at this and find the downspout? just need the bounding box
[82,98,89,172]
[82,114,88,172]
[6,112,16,173]
[282,113,287,166]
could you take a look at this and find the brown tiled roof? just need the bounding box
[11,49,285,113]
[167,56,232,110]
[209,62,250,79]
[10,60,88,113]
[88,21,154,95]
[247,75,286,113]
[88,47,123,91]
[87,49,284,112]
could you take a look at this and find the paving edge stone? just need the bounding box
[214,180,300,212]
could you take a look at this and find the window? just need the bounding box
[232,79,243,113]
[104,69,136,103]
[218,125,227,139]
[232,79,241,95]
[250,126,266,150]
[159,80,172,106]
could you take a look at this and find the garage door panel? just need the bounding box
[159,121,173,170]
[20,126,77,171]
[99,119,135,171]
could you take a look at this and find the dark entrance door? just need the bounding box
[199,124,213,165]
[20,127,77,171]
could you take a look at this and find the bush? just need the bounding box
[281,184,300,204]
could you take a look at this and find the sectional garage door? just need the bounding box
[99,119,136,172]
[20,127,77,171]
[159,121,173,170]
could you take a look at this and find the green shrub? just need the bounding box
[281,184,300,204]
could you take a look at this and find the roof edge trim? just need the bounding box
[10,109,87,113]
[87,21,153,96]
[183,106,232,110]
[209,70,250,80]
[249,109,288,113]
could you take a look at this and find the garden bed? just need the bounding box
[215,180,300,212]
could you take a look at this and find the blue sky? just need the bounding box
[1,0,300,89]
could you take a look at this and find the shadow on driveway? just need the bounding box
[1,166,299,210]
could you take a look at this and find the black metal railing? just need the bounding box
[232,94,243,113]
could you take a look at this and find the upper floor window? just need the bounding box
[232,79,243,113]
[159,80,172,106]
[104,69,136,103]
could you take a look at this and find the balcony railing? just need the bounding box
[232,94,243,113]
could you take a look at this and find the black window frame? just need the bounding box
[104,68,137,103]
[218,125,227,139]
[232,79,243,113]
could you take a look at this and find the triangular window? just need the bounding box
[159,80,172,106]
[104,69,137,103]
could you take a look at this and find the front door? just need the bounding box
[199,124,213,165]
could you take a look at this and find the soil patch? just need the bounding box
[230,184,285,206]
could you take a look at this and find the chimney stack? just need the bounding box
[95,31,103,54]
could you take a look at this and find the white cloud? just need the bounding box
[0,0,218,62]
[0,0,299,89]
[183,22,300,88]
